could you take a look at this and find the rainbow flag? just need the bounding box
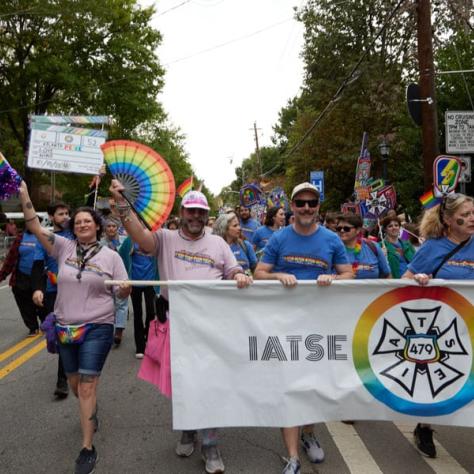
[419,190,441,209]
[177,176,193,198]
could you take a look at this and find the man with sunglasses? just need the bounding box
[254,182,352,474]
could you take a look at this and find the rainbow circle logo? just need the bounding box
[353,286,474,416]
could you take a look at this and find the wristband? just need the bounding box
[25,215,39,223]
[116,203,131,217]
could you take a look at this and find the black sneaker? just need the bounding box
[414,423,436,458]
[54,378,69,399]
[74,446,98,474]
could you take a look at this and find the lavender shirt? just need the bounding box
[153,229,241,300]
[52,235,128,325]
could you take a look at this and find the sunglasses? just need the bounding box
[336,225,355,233]
[294,199,319,208]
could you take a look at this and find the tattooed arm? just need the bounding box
[18,181,56,254]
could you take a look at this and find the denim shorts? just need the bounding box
[58,323,114,376]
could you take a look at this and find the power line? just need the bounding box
[155,0,193,17]
[284,0,408,159]
[0,16,294,116]
[452,42,474,110]
[0,8,36,18]
[164,18,292,66]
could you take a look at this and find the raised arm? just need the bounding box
[18,181,56,254]
[109,179,155,253]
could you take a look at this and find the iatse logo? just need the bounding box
[372,306,470,400]
[248,334,348,362]
[354,286,474,416]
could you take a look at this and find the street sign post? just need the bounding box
[310,171,324,202]
[445,111,474,154]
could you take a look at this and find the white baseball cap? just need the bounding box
[181,190,210,211]
[290,182,320,200]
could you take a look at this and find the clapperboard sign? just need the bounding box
[27,115,110,175]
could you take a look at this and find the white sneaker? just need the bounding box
[282,456,301,473]
[175,430,197,457]
[135,353,144,359]
[201,445,225,473]
[300,431,325,463]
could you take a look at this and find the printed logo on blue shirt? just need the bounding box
[283,255,328,269]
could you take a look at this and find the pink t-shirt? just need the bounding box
[52,235,128,325]
[153,229,241,300]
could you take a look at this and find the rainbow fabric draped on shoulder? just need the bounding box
[101,140,175,231]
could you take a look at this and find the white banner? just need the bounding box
[170,280,474,429]
[169,280,474,430]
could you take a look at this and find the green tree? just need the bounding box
[0,0,165,187]
[265,0,425,214]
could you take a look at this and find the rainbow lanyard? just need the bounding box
[346,240,362,273]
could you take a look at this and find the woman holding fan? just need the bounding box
[18,181,131,474]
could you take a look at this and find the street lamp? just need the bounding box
[378,138,390,182]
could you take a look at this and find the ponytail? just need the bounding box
[419,205,444,239]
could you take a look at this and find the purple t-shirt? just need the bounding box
[153,229,241,300]
[52,235,128,325]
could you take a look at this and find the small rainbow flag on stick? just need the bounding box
[419,189,442,209]
[177,176,193,198]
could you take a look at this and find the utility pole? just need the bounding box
[416,0,439,189]
[251,121,262,178]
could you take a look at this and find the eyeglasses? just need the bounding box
[336,225,355,233]
[294,199,319,208]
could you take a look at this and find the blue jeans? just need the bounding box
[114,295,129,329]
[58,324,114,376]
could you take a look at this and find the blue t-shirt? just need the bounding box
[345,241,391,279]
[19,232,42,275]
[230,240,257,272]
[252,226,275,255]
[240,218,260,241]
[34,229,74,293]
[407,236,474,279]
[262,225,349,280]
[131,243,155,284]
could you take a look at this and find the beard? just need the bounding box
[55,218,70,230]
[181,215,206,235]
[295,211,317,227]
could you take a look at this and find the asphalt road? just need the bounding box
[0,284,473,474]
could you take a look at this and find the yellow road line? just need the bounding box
[0,339,46,380]
[0,334,42,363]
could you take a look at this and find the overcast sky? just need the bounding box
[144,0,305,194]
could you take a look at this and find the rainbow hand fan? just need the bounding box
[101,140,175,231]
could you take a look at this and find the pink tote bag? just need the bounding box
[137,318,172,398]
